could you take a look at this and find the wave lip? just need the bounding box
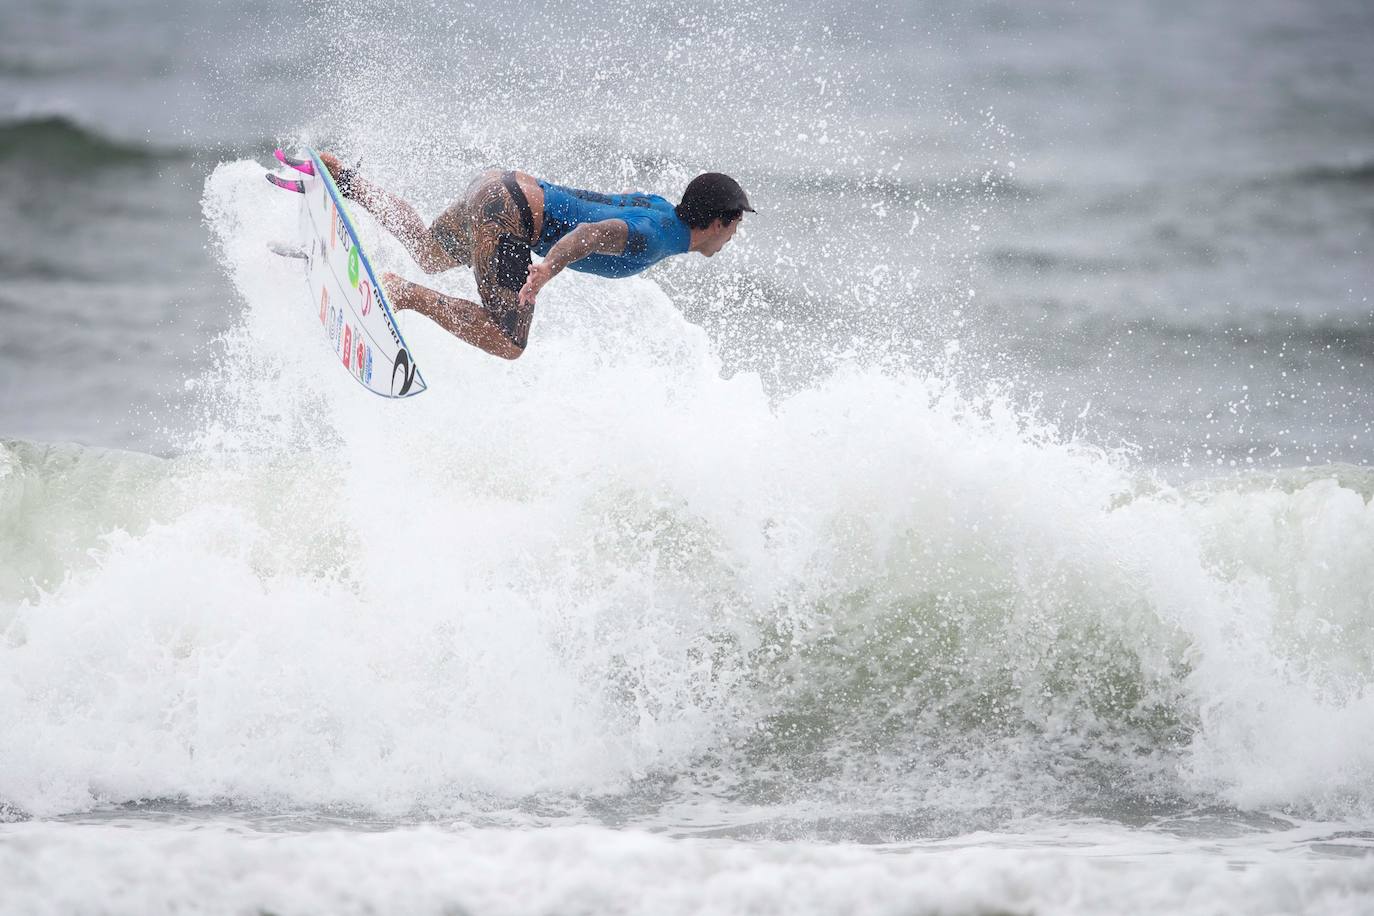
[0,439,174,604]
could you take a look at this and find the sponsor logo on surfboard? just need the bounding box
[336,209,351,253]
[355,340,370,383]
[391,348,417,396]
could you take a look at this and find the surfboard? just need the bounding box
[270,148,426,398]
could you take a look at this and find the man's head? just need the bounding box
[677,172,754,257]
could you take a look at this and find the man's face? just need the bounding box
[701,215,741,257]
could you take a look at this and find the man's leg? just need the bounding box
[318,152,469,274]
[380,272,526,361]
[377,175,535,360]
[463,175,537,355]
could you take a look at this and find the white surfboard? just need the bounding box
[272,148,426,398]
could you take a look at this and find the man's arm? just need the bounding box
[519,219,629,307]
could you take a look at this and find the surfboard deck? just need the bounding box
[272,148,427,398]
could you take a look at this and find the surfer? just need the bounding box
[314,153,752,360]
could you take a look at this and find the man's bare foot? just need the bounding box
[380,271,411,311]
[317,150,344,181]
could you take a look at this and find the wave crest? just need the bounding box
[0,114,181,168]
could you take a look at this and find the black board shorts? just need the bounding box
[426,169,539,348]
[468,171,534,295]
[479,171,538,347]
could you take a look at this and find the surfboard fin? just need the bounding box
[267,241,308,259]
[274,148,316,176]
[266,172,305,194]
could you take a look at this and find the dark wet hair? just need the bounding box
[675,173,755,229]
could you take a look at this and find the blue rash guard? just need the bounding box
[534,181,691,278]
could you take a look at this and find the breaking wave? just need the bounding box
[1,162,1372,830]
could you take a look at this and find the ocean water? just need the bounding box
[3,0,1374,913]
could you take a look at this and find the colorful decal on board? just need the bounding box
[359,279,372,316]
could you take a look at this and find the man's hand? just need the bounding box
[519,220,629,307]
[520,261,554,308]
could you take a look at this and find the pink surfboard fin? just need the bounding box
[265,172,305,193]
[274,148,315,176]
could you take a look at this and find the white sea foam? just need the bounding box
[2,821,1373,916]
[1,161,1373,830]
